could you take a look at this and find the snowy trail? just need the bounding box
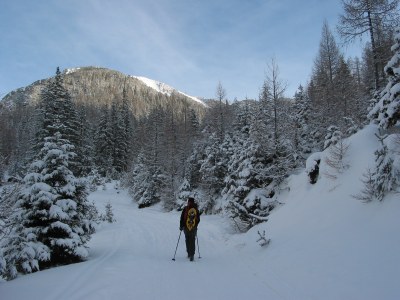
[0,184,289,300]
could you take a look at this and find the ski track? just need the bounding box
[1,185,289,300]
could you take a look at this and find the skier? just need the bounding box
[180,197,200,261]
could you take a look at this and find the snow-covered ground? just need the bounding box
[1,125,399,299]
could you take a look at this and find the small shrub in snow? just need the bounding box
[102,202,116,223]
[86,169,104,192]
[324,138,350,180]
[256,230,270,247]
[353,169,378,202]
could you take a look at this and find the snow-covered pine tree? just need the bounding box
[362,27,400,201]
[223,138,276,231]
[1,68,96,279]
[175,178,193,210]
[110,100,126,176]
[199,132,228,208]
[103,202,115,223]
[293,85,314,163]
[162,100,180,210]
[184,144,203,190]
[371,135,396,201]
[2,130,96,279]
[138,165,166,208]
[126,152,150,203]
[94,106,113,177]
[368,27,400,129]
[75,106,95,177]
[222,103,279,231]
[119,90,134,172]
[324,126,343,150]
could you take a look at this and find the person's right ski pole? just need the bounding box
[196,234,201,259]
[172,230,182,261]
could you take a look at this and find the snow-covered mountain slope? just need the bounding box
[132,76,206,107]
[1,125,399,299]
[0,67,207,117]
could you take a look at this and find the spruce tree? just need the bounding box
[362,28,400,201]
[368,27,400,129]
[293,85,314,162]
[1,68,96,279]
[94,106,113,177]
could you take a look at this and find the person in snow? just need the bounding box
[180,197,200,261]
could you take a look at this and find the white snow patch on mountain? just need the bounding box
[132,76,207,107]
[64,68,81,75]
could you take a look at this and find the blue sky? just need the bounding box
[0,0,363,100]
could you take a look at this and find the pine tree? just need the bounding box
[293,85,314,162]
[175,178,193,210]
[75,106,95,177]
[94,106,113,177]
[2,130,95,279]
[360,28,400,201]
[310,21,343,130]
[119,90,134,171]
[368,27,400,129]
[110,100,126,175]
[334,56,359,123]
[1,68,96,279]
[103,202,115,223]
[324,126,343,150]
[199,132,228,200]
[223,137,279,231]
[221,101,282,231]
[127,152,150,203]
[369,141,395,199]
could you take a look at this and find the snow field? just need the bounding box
[1,125,400,299]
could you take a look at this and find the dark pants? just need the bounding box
[184,228,197,257]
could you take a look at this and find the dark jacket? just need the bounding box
[180,203,200,231]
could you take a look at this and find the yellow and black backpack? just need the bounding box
[186,207,198,231]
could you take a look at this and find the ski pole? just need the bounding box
[196,234,201,259]
[172,230,182,261]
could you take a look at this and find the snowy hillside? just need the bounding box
[1,124,399,299]
[132,76,206,106]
